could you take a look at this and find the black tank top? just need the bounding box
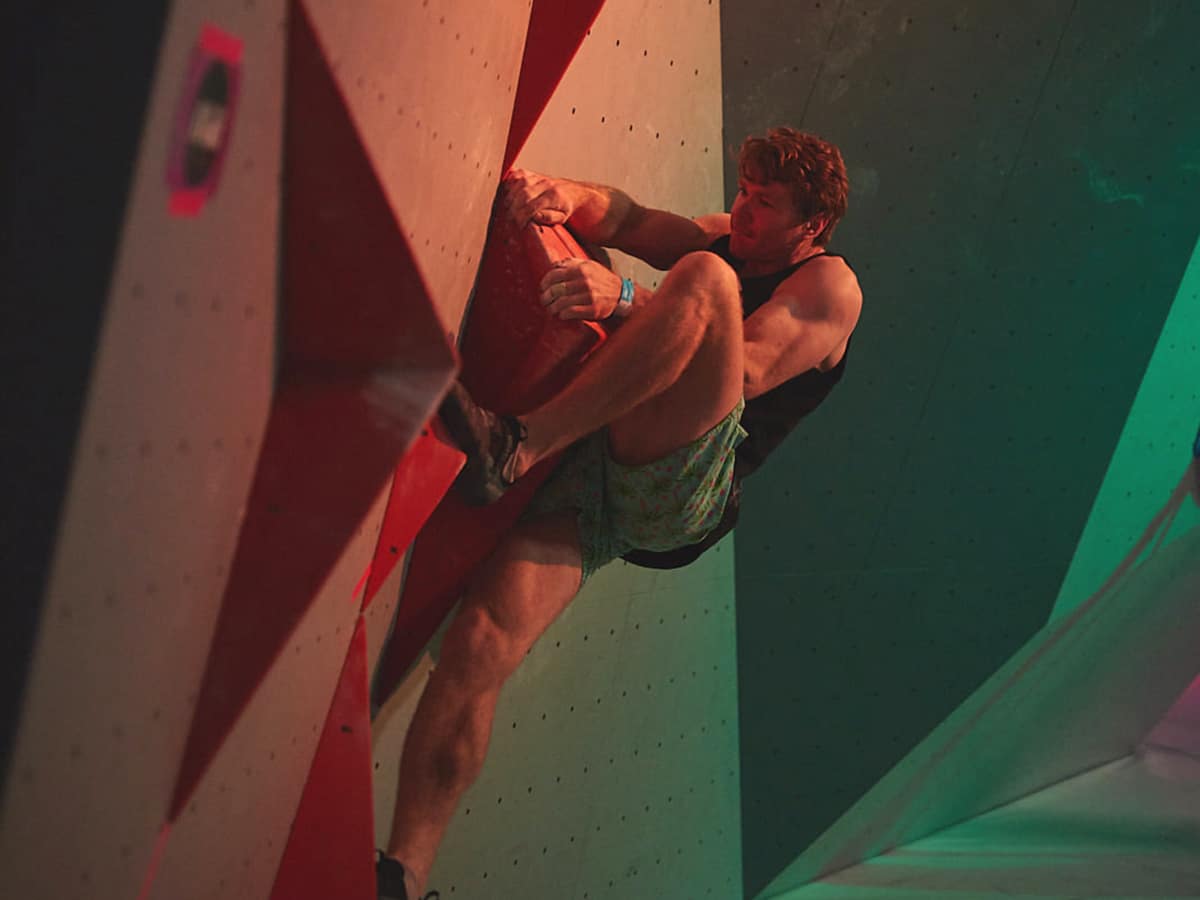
[622,234,853,569]
[709,234,851,479]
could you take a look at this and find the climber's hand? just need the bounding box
[503,169,586,229]
[539,258,622,321]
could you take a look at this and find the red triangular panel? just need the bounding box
[361,421,464,612]
[270,618,374,900]
[503,0,608,171]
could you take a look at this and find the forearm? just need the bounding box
[743,341,796,400]
[564,181,640,247]
[508,169,709,268]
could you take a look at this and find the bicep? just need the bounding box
[743,270,861,400]
[610,207,729,270]
[742,302,842,399]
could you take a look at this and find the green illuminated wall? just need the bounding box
[719,2,1200,895]
[758,238,1200,897]
[1053,234,1200,618]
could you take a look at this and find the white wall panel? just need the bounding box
[303,0,535,336]
[517,0,725,291]
[365,552,412,690]
[0,2,284,897]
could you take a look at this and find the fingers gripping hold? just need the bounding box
[539,259,580,314]
[501,173,626,320]
[503,168,574,228]
[539,258,622,320]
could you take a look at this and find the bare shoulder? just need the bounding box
[775,253,862,327]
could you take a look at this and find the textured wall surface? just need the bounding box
[719,1,1200,894]
[387,548,744,899]
[371,1,743,897]
[515,0,725,294]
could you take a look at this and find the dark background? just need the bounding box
[1,0,171,796]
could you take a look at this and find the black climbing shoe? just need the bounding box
[438,381,526,505]
[376,850,440,900]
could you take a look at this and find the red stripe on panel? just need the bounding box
[503,0,608,171]
[134,823,173,900]
[361,420,465,612]
[352,564,372,603]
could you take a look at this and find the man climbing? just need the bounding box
[376,127,862,900]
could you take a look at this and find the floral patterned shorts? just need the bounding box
[525,399,747,582]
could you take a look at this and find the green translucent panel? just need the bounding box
[1053,234,1200,619]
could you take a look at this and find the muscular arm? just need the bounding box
[505,170,728,270]
[742,259,862,400]
[570,186,727,270]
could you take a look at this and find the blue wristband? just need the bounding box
[615,277,635,316]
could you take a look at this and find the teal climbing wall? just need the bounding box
[718,2,1200,895]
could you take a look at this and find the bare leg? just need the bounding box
[385,511,584,895]
[516,250,744,472]
[385,254,744,892]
